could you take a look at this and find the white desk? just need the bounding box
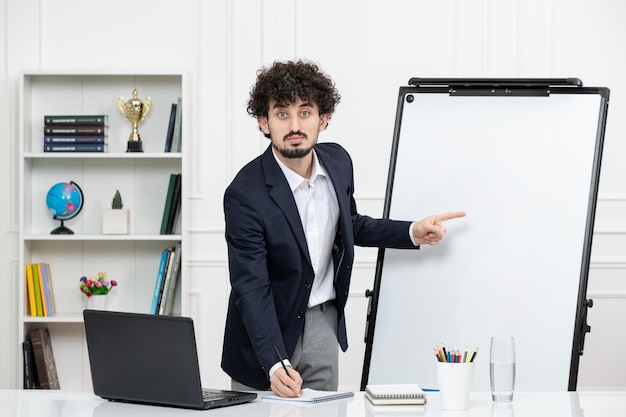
[3,390,626,416]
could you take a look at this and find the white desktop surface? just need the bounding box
[2,390,626,416]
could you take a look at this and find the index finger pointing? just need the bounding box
[437,211,467,222]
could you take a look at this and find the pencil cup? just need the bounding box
[489,336,515,402]
[436,361,475,411]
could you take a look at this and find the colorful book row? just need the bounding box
[42,115,109,152]
[25,263,56,317]
[150,243,182,315]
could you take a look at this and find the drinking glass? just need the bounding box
[490,336,515,402]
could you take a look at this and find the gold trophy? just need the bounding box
[118,89,152,152]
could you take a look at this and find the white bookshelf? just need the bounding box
[17,72,187,390]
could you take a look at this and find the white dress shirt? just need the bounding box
[273,148,339,308]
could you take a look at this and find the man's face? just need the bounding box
[258,98,329,160]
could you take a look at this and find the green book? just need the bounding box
[160,174,178,234]
[31,264,43,316]
[166,174,181,234]
[44,115,108,126]
[170,97,182,152]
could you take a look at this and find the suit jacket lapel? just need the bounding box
[261,146,312,267]
[315,145,352,240]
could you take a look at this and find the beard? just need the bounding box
[272,131,315,159]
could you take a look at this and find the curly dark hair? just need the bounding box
[247,60,341,120]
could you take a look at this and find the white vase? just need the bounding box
[86,294,108,310]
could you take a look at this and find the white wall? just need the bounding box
[1,0,625,391]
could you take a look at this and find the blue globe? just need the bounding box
[46,181,84,234]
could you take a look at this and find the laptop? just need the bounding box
[83,309,257,410]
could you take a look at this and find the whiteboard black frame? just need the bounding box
[360,78,609,391]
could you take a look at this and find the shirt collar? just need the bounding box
[272,147,328,192]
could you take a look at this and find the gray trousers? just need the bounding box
[232,301,339,391]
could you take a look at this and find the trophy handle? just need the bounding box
[117,96,126,116]
[142,97,152,120]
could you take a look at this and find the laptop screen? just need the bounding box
[83,310,256,409]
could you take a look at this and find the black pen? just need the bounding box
[273,345,291,377]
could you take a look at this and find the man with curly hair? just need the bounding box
[222,60,465,397]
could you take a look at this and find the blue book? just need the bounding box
[43,143,107,152]
[39,263,55,316]
[44,135,107,144]
[149,249,171,314]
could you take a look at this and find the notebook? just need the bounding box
[83,310,257,410]
[262,388,354,404]
[365,383,427,405]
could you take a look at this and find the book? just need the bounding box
[166,173,182,234]
[44,125,108,135]
[35,263,49,317]
[158,246,177,315]
[31,264,43,316]
[44,135,107,144]
[261,388,354,404]
[22,338,38,389]
[38,263,54,317]
[160,242,182,315]
[164,102,177,152]
[160,173,178,234]
[41,263,57,315]
[44,143,107,152]
[170,97,182,152]
[29,328,61,389]
[43,115,108,125]
[149,249,171,314]
[25,264,37,316]
[364,400,426,416]
[365,384,427,405]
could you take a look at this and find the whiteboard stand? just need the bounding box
[360,78,609,391]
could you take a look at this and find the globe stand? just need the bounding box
[51,219,74,235]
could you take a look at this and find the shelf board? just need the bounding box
[22,313,84,324]
[24,153,181,159]
[24,234,181,241]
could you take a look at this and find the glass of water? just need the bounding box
[490,336,515,402]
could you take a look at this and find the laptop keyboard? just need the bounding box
[202,390,226,401]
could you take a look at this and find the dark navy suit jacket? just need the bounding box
[221,142,416,389]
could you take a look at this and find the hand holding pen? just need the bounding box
[271,346,303,398]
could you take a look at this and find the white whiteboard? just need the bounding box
[363,82,608,391]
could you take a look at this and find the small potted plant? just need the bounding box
[102,189,130,234]
[80,272,118,310]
